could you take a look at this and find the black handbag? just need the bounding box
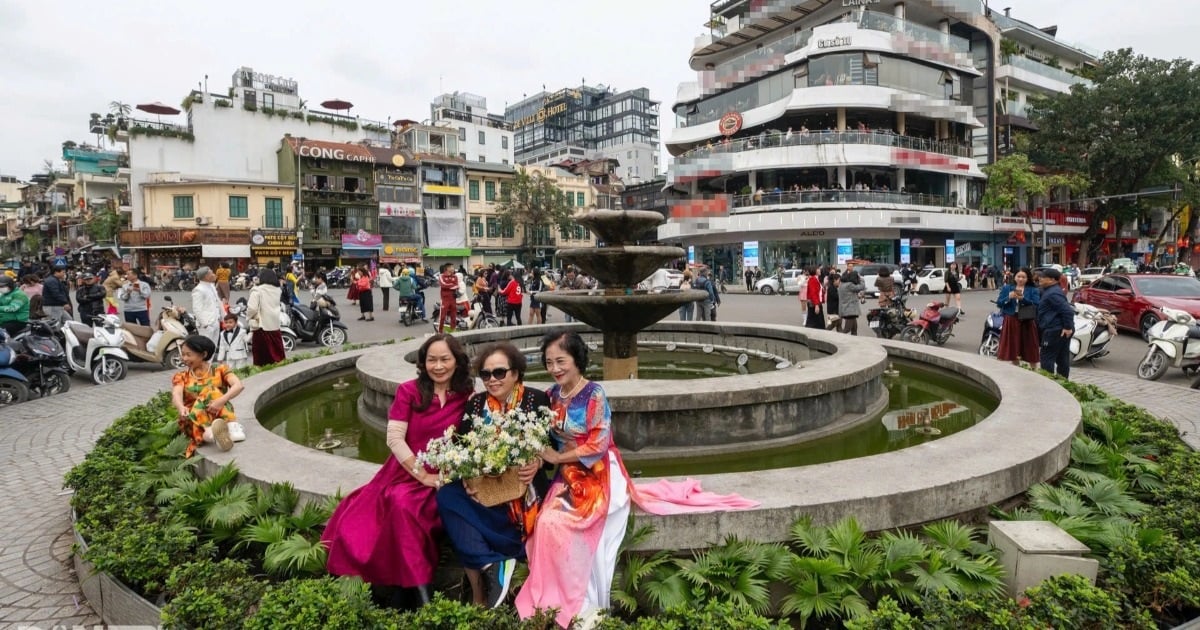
[1017,303,1037,321]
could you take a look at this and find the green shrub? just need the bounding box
[83,511,212,596]
[160,559,267,630]
[602,599,790,629]
[1101,533,1200,627]
[1018,574,1121,630]
[244,576,402,630]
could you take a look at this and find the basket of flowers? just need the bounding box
[418,406,555,507]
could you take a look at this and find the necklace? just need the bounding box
[558,378,586,400]
[189,366,211,380]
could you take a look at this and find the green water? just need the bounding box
[257,362,998,476]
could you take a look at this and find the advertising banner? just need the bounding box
[742,241,759,268]
[899,238,911,264]
[687,246,696,264]
[945,239,956,262]
[836,238,853,265]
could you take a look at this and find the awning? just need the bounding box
[423,247,472,257]
[201,244,252,258]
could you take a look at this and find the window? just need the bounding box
[576,192,585,207]
[262,93,274,109]
[228,195,248,219]
[479,156,486,162]
[458,127,466,141]
[485,181,496,202]
[468,180,480,201]
[173,195,194,219]
[478,130,486,145]
[469,216,483,238]
[265,197,284,228]
[500,182,511,197]
[501,222,515,238]
[501,136,508,149]
[486,217,500,238]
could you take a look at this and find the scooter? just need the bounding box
[1069,302,1118,363]
[978,301,1003,357]
[2,319,72,398]
[0,342,31,405]
[1137,306,1200,380]
[866,291,915,340]
[396,296,425,327]
[119,298,191,369]
[430,296,498,332]
[58,313,129,384]
[230,297,298,352]
[287,296,348,347]
[899,301,960,346]
[233,272,251,291]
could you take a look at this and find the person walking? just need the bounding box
[694,268,720,321]
[1036,268,1075,379]
[498,270,524,326]
[945,262,964,314]
[75,272,107,324]
[437,263,460,333]
[678,270,695,321]
[355,267,375,321]
[804,266,824,329]
[191,266,223,344]
[215,262,233,302]
[117,269,152,326]
[995,268,1040,366]
[247,268,286,366]
[838,271,864,335]
[377,265,394,312]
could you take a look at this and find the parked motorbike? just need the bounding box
[978,301,1003,357]
[1068,302,1118,363]
[233,272,251,291]
[430,296,498,332]
[287,296,348,347]
[3,319,72,398]
[1137,306,1200,380]
[866,291,914,339]
[899,301,960,346]
[230,297,298,352]
[0,341,30,405]
[59,314,130,384]
[119,298,192,369]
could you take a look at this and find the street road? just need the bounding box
[131,284,1191,389]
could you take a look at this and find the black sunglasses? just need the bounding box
[479,367,512,381]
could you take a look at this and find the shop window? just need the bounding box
[314,175,329,191]
[469,180,480,201]
[344,177,359,193]
[228,195,248,219]
[265,198,284,228]
[173,195,193,219]
[485,181,496,202]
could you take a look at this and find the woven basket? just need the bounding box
[465,467,526,507]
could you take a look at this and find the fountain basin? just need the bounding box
[197,328,1079,552]
[535,290,708,334]
[575,209,667,245]
[556,246,687,288]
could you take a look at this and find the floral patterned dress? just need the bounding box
[173,364,237,458]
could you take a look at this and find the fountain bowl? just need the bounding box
[575,209,668,245]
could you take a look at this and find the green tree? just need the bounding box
[494,167,577,263]
[1027,49,1200,263]
[981,153,1089,214]
[109,100,132,118]
[85,208,126,242]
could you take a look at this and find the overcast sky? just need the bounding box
[1,0,1196,180]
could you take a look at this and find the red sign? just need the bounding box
[718,112,743,137]
[341,230,382,248]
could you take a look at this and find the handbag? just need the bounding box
[1017,303,1037,321]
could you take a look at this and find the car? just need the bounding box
[857,264,905,297]
[1073,273,1200,339]
[755,268,806,295]
[1077,267,1105,287]
[664,270,683,289]
[1107,258,1136,274]
[914,267,947,294]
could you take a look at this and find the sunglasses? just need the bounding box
[478,367,512,381]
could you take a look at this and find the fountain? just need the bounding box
[535,210,708,380]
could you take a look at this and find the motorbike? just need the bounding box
[0,320,71,404]
[978,301,1004,357]
[396,295,425,327]
[287,295,348,347]
[1137,305,1200,381]
[230,297,298,352]
[1068,302,1118,363]
[326,266,352,289]
[866,291,914,339]
[59,313,130,384]
[233,272,251,291]
[119,297,192,369]
[899,301,960,346]
[430,296,498,332]
[0,341,31,405]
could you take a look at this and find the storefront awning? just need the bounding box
[424,248,472,257]
[201,244,251,258]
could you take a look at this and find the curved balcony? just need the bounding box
[729,189,971,212]
[684,129,971,159]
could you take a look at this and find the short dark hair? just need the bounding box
[472,342,528,382]
[1041,268,1063,281]
[223,313,238,323]
[182,334,216,361]
[540,330,589,375]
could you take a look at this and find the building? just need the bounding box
[370,146,423,267]
[431,92,514,165]
[395,121,470,269]
[277,137,379,269]
[0,175,24,204]
[660,0,1093,274]
[465,162,518,267]
[505,84,661,185]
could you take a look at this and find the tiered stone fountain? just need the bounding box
[535,210,708,380]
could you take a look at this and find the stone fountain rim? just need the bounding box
[196,324,1079,552]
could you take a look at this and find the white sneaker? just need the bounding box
[210,418,234,451]
[228,421,246,442]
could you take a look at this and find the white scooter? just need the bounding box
[230,297,298,353]
[59,314,129,384]
[1069,302,1118,363]
[1137,306,1200,380]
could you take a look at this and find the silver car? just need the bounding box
[755,269,806,295]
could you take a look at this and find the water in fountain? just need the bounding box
[535,210,708,380]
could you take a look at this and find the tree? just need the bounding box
[109,101,132,118]
[1027,49,1200,263]
[494,167,577,263]
[981,153,1089,214]
[85,208,126,243]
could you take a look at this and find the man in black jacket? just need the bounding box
[41,265,73,322]
[75,272,107,323]
[1036,268,1076,379]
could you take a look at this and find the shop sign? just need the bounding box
[377,171,416,186]
[842,0,880,5]
[1047,236,1066,245]
[910,238,924,247]
[945,239,956,260]
[956,243,970,255]
[197,229,251,245]
[742,241,760,268]
[480,249,514,255]
[817,35,853,49]
[797,230,826,237]
[250,231,298,256]
[688,246,696,264]
[383,244,421,256]
[341,230,383,248]
[320,248,334,256]
[718,111,743,137]
[296,140,373,163]
[899,238,911,264]
[379,202,421,217]
[836,238,853,265]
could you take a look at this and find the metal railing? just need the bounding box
[680,129,973,159]
[698,29,813,96]
[859,11,970,53]
[1003,55,1092,87]
[731,189,962,210]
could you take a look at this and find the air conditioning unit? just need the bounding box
[196,217,211,226]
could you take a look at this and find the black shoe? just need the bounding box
[483,558,515,608]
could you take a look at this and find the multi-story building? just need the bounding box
[465,163,517,267]
[395,122,470,269]
[371,146,422,268]
[277,137,379,269]
[431,92,514,165]
[505,84,661,185]
[0,175,24,204]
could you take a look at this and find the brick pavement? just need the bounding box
[0,360,1195,628]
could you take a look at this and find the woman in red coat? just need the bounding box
[804,267,824,329]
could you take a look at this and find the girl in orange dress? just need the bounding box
[171,335,244,457]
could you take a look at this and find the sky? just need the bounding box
[1,0,1197,181]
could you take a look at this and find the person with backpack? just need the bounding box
[694,268,721,321]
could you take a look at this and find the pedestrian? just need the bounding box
[191,266,223,344]
[377,264,393,312]
[873,265,895,307]
[498,270,524,326]
[945,262,964,314]
[694,268,719,321]
[215,262,232,302]
[1036,268,1075,379]
[355,267,375,321]
[75,272,107,324]
[215,313,251,370]
[117,269,152,326]
[0,275,30,337]
[41,266,72,322]
[527,268,546,325]
[744,267,754,292]
[824,272,841,331]
[838,271,864,335]
[995,268,1040,366]
[247,268,286,366]
[678,270,695,321]
[437,263,460,333]
[804,266,824,329]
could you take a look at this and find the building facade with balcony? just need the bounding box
[661,0,1053,273]
[394,122,470,268]
[465,162,517,267]
[431,92,514,165]
[505,84,661,185]
[370,147,423,267]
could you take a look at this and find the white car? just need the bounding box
[664,270,683,289]
[857,264,905,297]
[1077,267,1106,287]
[915,267,947,294]
[755,269,806,295]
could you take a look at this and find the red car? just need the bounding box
[1073,273,1200,339]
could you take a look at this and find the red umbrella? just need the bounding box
[136,101,181,124]
[321,98,353,113]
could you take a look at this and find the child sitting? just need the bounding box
[215,313,251,370]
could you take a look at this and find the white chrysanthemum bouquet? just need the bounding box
[417,406,555,484]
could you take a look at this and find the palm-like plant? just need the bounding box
[109,100,132,118]
[675,536,788,615]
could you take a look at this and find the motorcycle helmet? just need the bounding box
[0,275,14,290]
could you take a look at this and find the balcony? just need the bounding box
[997,56,1092,94]
[697,29,812,97]
[730,189,962,212]
[126,118,194,142]
[681,129,972,160]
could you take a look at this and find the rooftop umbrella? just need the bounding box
[136,101,181,124]
[320,98,353,113]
